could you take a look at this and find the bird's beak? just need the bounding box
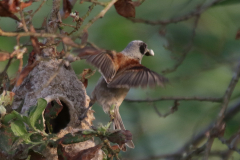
[145,49,154,56]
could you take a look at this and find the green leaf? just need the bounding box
[11,111,32,128]
[61,132,94,144]
[34,116,44,131]
[97,122,112,136]
[0,91,15,107]
[214,0,240,6]
[0,125,16,154]
[2,111,18,124]
[82,129,96,135]
[11,120,34,143]
[0,105,7,118]
[11,120,28,136]
[29,98,47,131]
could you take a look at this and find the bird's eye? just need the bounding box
[139,43,147,55]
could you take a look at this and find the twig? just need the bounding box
[181,144,206,160]
[0,29,83,48]
[0,58,13,75]
[161,15,200,74]
[125,96,223,103]
[135,100,240,160]
[218,137,240,154]
[19,9,28,32]
[81,0,107,6]
[204,60,240,159]
[30,0,46,21]
[128,0,222,26]
[68,3,96,36]
[82,0,118,31]
[60,23,77,29]
[153,100,179,118]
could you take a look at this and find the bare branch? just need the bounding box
[153,100,179,118]
[82,0,118,31]
[81,0,107,6]
[161,15,200,74]
[30,0,46,21]
[125,96,223,103]
[204,60,240,159]
[128,100,240,160]
[128,0,222,26]
[19,9,28,32]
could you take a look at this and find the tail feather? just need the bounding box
[113,107,135,149]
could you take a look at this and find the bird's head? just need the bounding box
[121,40,154,62]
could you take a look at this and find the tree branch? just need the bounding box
[125,96,223,103]
[204,60,240,159]
[128,0,222,26]
[128,100,240,160]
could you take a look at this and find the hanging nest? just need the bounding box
[11,59,103,160]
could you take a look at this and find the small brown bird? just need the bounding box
[77,40,168,150]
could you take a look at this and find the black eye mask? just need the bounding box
[139,42,147,55]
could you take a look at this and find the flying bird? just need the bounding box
[77,40,168,150]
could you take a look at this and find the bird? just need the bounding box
[76,40,168,151]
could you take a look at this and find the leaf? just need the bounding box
[0,2,20,21]
[72,144,102,160]
[130,1,141,7]
[236,29,240,40]
[0,91,15,106]
[60,132,94,144]
[0,105,7,118]
[114,0,135,18]
[0,125,16,153]
[44,101,63,120]
[1,111,16,124]
[11,120,34,143]
[107,130,132,146]
[10,120,27,136]
[82,129,96,135]
[57,143,102,160]
[29,98,47,131]
[79,68,96,88]
[7,0,33,13]
[0,0,33,21]
[63,0,72,18]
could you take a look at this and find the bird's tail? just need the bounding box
[113,107,135,150]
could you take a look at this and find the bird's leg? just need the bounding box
[109,104,116,129]
[78,101,94,121]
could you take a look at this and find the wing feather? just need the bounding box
[77,49,117,83]
[108,64,168,88]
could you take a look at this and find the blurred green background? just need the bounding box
[1,0,240,159]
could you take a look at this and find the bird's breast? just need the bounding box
[91,77,129,112]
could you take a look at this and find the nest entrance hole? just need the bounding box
[44,100,70,134]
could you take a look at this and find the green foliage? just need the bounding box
[0,125,16,154]
[0,98,48,159]
[0,98,128,159]
[0,91,14,118]
[29,98,47,131]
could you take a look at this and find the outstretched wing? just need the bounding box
[108,64,168,88]
[77,48,117,83]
